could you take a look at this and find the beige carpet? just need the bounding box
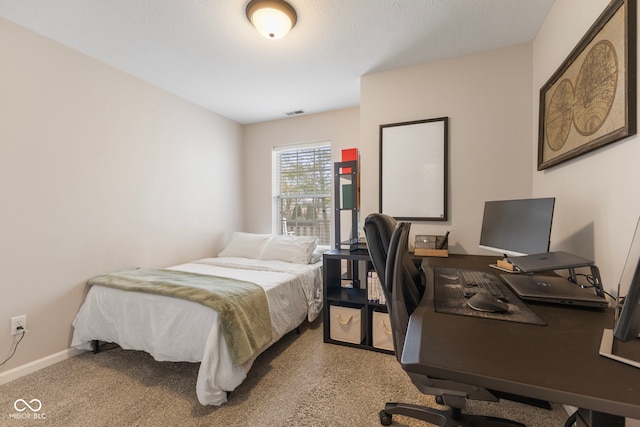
[0,318,570,426]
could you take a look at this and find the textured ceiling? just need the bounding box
[0,0,555,124]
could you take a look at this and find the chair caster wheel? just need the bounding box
[379,410,392,426]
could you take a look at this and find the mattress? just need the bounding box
[71,256,323,405]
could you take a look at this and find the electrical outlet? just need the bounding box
[10,315,26,336]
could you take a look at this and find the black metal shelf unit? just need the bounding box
[322,250,391,354]
[323,159,391,352]
[333,160,359,250]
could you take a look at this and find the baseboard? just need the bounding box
[0,347,86,386]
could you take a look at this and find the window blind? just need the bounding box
[273,142,331,245]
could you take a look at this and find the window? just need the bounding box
[273,141,331,245]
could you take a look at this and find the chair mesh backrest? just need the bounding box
[386,222,413,359]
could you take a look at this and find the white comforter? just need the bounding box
[71,257,323,405]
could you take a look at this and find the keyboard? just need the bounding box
[457,269,507,300]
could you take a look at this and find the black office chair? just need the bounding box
[363,213,425,313]
[364,214,526,427]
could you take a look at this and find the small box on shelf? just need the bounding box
[341,148,358,174]
[372,311,394,351]
[414,234,449,257]
[329,305,365,344]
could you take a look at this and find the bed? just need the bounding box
[71,232,326,406]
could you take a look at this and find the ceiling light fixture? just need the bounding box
[246,0,297,40]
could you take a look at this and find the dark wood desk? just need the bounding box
[402,255,640,426]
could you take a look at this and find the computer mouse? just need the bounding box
[466,292,509,313]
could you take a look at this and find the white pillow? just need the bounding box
[310,245,332,264]
[259,235,318,264]
[218,232,273,259]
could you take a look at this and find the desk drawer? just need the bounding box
[329,305,365,344]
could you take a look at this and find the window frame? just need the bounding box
[272,141,332,245]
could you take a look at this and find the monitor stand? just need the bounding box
[489,258,520,273]
[490,263,519,273]
[599,329,640,369]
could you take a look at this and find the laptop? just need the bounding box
[509,251,593,273]
[500,274,608,308]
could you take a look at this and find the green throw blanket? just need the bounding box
[87,268,273,365]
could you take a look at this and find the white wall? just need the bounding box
[242,0,634,304]
[360,43,534,254]
[243,107,360,235]
[0,18,243,372]
[243,43,535,255]
[533,0,640,297]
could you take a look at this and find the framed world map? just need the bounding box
[538,0,636,170]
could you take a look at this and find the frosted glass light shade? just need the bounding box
[246,0,297,40]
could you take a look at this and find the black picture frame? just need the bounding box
[379,117,448,221]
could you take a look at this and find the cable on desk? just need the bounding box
[561,273,616,302]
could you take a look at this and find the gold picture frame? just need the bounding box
[538,0,636,170]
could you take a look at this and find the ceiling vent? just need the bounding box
[285,110,305,116]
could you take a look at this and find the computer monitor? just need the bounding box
[614,217,640,342]
[599,217,640,369]
[478,197,556,257]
